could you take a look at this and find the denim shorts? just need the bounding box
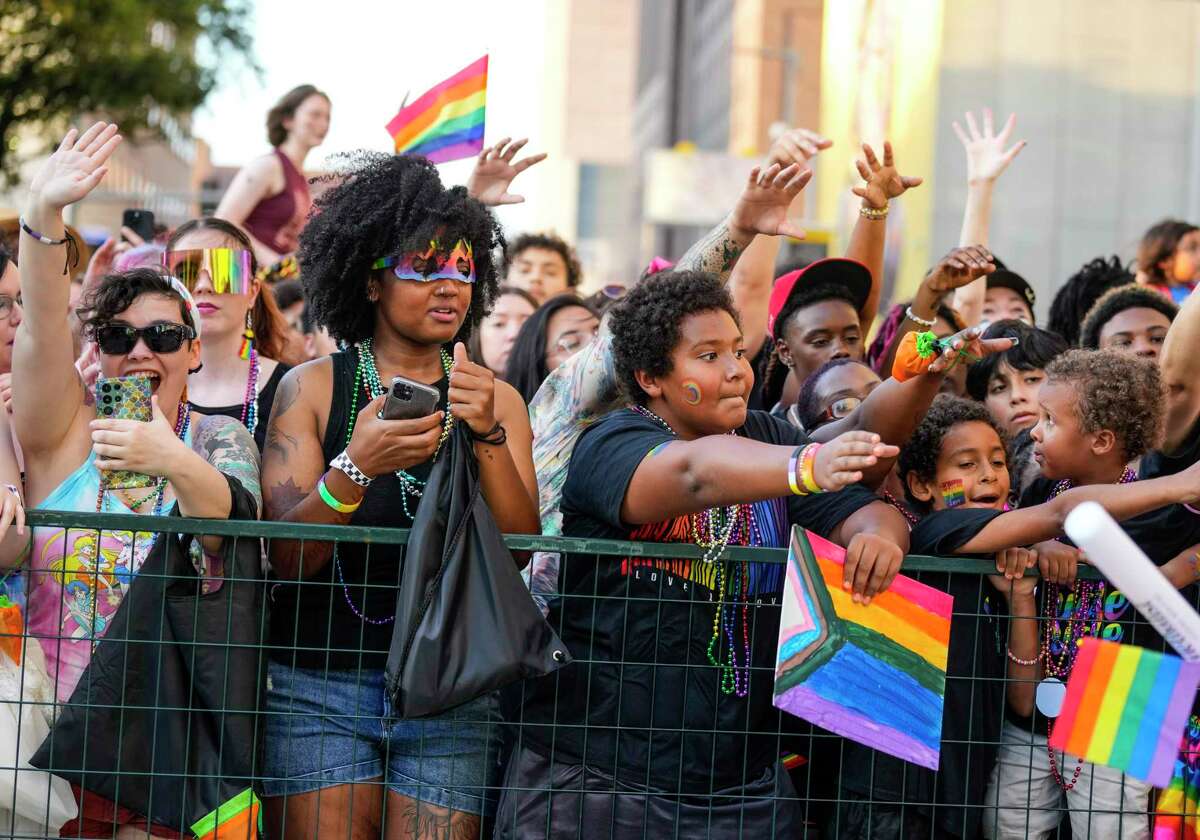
[260,660,503,815]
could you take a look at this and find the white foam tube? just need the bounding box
[1064,501,1200,661]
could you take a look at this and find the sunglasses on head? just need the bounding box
[371,239,475,284]
[164,248,254,295]
[95,322,195,356]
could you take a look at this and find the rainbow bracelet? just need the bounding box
[318,475,361,514]
[799,443,823,494]
[787,446,806,496]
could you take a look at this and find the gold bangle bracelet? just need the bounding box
[859,203,889,220]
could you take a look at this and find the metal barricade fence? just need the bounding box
[0,510,1193,839]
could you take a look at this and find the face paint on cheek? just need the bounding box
[940,478,966,508]
[682,381,702,405]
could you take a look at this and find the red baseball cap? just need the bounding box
[767,257,872,339]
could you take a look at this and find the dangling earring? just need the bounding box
[238,311,255,360]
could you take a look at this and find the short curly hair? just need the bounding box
[77,267,197,341]
[1044,349,1164,460]
[609,269,740,404]
[1078,284,1177,350]
[505,232,582,288]
[1048,256,1133,347]
[899,394,1007,507]
[298,151,504,345]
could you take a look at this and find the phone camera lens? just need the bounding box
[397,384,413,400]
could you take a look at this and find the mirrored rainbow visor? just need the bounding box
[164,248,254,295]
[371,239,475,284]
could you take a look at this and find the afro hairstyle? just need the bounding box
[965,319,1068,401]
[297,151,504,345]
[1078,284,1178,350]
[504,231,582,288]
[899,394,1007,509]
[1044,349,1164,461]
[609,269,740,404]
[1048,255,1133,347]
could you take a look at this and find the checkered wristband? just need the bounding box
[331,451,372,487]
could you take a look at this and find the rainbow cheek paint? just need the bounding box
[940,479,966,508]
[682,381,702,405]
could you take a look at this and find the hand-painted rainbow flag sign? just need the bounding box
[774,527,953,770]
[1048,638,1200,788]
[386,55,487,163]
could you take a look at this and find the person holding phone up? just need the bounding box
[258,148,541,840]
[12,123,263,840]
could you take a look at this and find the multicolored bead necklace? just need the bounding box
[629,404,758,697]
[240,347,261,435]
[1041,466,1136,789]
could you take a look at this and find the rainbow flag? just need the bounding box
[774,528,953,770]
[1048,639,1200,788]
[386,56,487,163]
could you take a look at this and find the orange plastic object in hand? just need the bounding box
[0,597,23,666]
[891,331,941,383]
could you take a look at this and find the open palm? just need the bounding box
[852,141,923,209]
[29,123,122,210]
[954,109,1025,185]
[729,162,812,240]
[465,137,547,206]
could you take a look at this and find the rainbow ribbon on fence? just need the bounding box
[386,56,487,163]
[1048,639,1200,789]
[190,788,259,840]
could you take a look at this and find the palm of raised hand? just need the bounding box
[30,123,121,209]
[853,141,923,208]
[730,163,811,239]
[954,109,1025,184]
[465,137,547,207]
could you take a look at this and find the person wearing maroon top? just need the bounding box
[216,84,331,266]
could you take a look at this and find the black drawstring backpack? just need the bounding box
[386,423,571,718]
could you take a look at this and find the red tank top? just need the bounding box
[242,149,311,255]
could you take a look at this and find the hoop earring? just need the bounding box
[238,311,255,360]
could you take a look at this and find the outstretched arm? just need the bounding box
[215,155,284,265]
[950,110,1026,327]
[1159,288,1200,452]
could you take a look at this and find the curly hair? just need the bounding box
[1137,219,1199,286]
[504,293,598,403]
[77,267,197,341]
[1048,256,1133,346]
[610,269,740,404]
[795,358,874,432]
[504,231,582,288]
[266,84,330,147]
[965,319,1068,401]
[166,217,288,359]
[899,394,1007,507]
[297,151,504,346]
[1078,284,1178,350]
[1044,349,1164,460]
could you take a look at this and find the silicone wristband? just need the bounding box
[800,443,823,494]
[787,447,805,496]
[318,476,361,514]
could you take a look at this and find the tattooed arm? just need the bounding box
[191,415,262,516]
[182,414,261,553]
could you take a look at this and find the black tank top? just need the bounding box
[267,348,448,671]
[189,362,290,452]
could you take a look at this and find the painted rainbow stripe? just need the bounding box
[774,528,953,771]
[940,479,966,508]
[386,56,487,163]
[1048,638,1200,788]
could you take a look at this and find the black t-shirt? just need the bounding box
[746,340,771,412]
[1140,414,1200,479]
[838,507,1008,839]
[514,408,881,794]
[1008,477,1200,732]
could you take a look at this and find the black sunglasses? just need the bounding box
[96,323,195,356]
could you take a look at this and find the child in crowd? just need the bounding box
[965,319,1067,439]
[1080,283,1178,359]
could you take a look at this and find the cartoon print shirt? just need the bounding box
[513,408,880,792]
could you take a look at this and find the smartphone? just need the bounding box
[94,374,156,490]
[121,208,156,244]
[378,376,440,421]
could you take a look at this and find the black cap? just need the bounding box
[986,269,1037,311]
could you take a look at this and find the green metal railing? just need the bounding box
[0,511,1187,840]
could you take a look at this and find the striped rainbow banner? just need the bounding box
[1049,638,1200,788]
[774,527,953,770]
[386,55,487,163]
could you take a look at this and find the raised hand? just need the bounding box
[953,109,1026,186]
[465,137,547,206]
[812,431,900,492]
[28,123,122,210]
[851,141,923,209]
[766,127,832,168]
[448,341,498,436]
[729,162,812,240]
[924,245,996,294]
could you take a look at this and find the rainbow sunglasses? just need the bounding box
[371,239,475,284]
[164,248,255,295]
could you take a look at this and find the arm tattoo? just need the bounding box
[192,415,263,516]
[675,219,744,283]
[264,477,309,521]
[264,371,301,464]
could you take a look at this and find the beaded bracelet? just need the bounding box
[19,216,79,275]
[904,306,936,328]
[799,443,824,494]
[859,203,889,220]
[1006,647,1043,666]
[317,476,361,514]
[787,446,805,496]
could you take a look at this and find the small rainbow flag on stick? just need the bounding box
[386,55,487,163]
[1048,638,1200,788]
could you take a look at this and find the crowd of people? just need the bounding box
[0,84,1196,840]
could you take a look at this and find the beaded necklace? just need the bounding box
[629,404,760,697]
[333,341,454,625]
[240,348,261,435]
[1041,466,1136,789]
